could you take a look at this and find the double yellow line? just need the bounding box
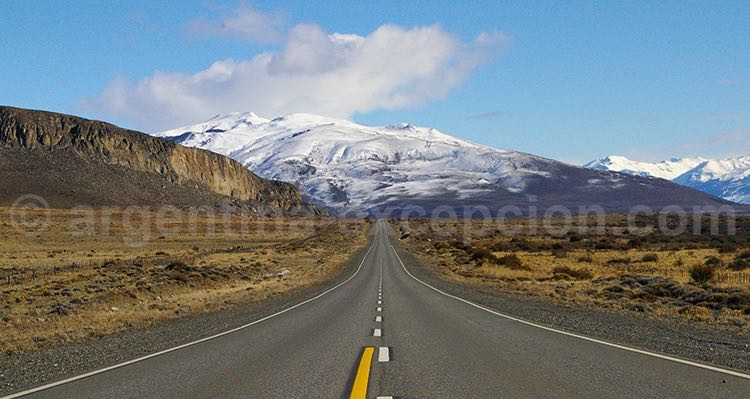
[349,347,375,399]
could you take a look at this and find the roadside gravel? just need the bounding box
[391,238,750,374]
[0,244,370,397]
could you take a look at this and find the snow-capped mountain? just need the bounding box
[674,157,750,204]
[585,155,750,204]
[156,113,734,215]
[584,155,705,180]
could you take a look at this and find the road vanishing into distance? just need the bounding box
[6,221,750,398]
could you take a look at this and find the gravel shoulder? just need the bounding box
[390,238,750,374]
[0,242,371,397]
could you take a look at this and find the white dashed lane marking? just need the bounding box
[373,328,382,337]
[378,347,390,362]
[375,316,382,322]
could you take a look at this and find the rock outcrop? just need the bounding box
[0,106,313,213]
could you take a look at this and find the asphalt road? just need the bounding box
[6,220,750,398]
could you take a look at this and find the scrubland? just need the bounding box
[0,207,367,353]
[397,214,750,329]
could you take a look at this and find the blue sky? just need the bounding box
[1,1,748,164]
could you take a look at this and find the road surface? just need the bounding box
[6,220,750,398]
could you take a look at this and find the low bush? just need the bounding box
[690,264,715,284]
[641,253,659,262]
[496,254,527,270]
[728,258,750,271]
[551,266,593,280]
[726,290,750,309]
[607,257,631,265]
[568,232,582,242]
[577,254,593,263]
[717,242,738,253]
[704,256,722,267]
[164,261,190,271]
[552,249,568,259]
[469,247,494,262]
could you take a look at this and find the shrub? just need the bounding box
[509,238,533,251]
[496,254,527,270]
[690,264,715,284]
[717,242,737,254]
[738,250,750,260]
[726,290,750,309]
[552,249,568,259]
[165,261,193,273]
[551,266,593,280]
[172,272,189,283]
[577,254,593,263]
[607,257,631,265]
[641,253,659,263]
[469,247,495,262]
[728,258,750,271]
[704,256,722,267]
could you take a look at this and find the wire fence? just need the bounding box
[715,271,750,285]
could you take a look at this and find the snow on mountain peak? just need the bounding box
[585,154,750,204]
[584,155,705,180]
[156,112,562,213]
[154,112,741,212]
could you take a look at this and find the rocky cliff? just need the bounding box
[0,106,311,213]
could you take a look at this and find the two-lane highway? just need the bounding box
[6,220,750,398]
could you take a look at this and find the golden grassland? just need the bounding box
[0,208,369,353]
[397,217,750,329]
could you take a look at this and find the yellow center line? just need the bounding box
[349,347,375,399]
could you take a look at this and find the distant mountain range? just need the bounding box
[585,155,750,204]
[0,106,313,214]
[156,112,736,215]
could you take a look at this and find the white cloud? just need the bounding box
[186,6,285,43]
[87,22,508,131]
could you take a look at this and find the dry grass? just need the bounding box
[398,217,750,329]
[0,208,368,353]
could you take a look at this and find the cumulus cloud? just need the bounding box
[87,22,508,131]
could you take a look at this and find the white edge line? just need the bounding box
[2,241,377,399]
[384,231,750,381]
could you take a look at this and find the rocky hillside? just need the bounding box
[0,106,311,213]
